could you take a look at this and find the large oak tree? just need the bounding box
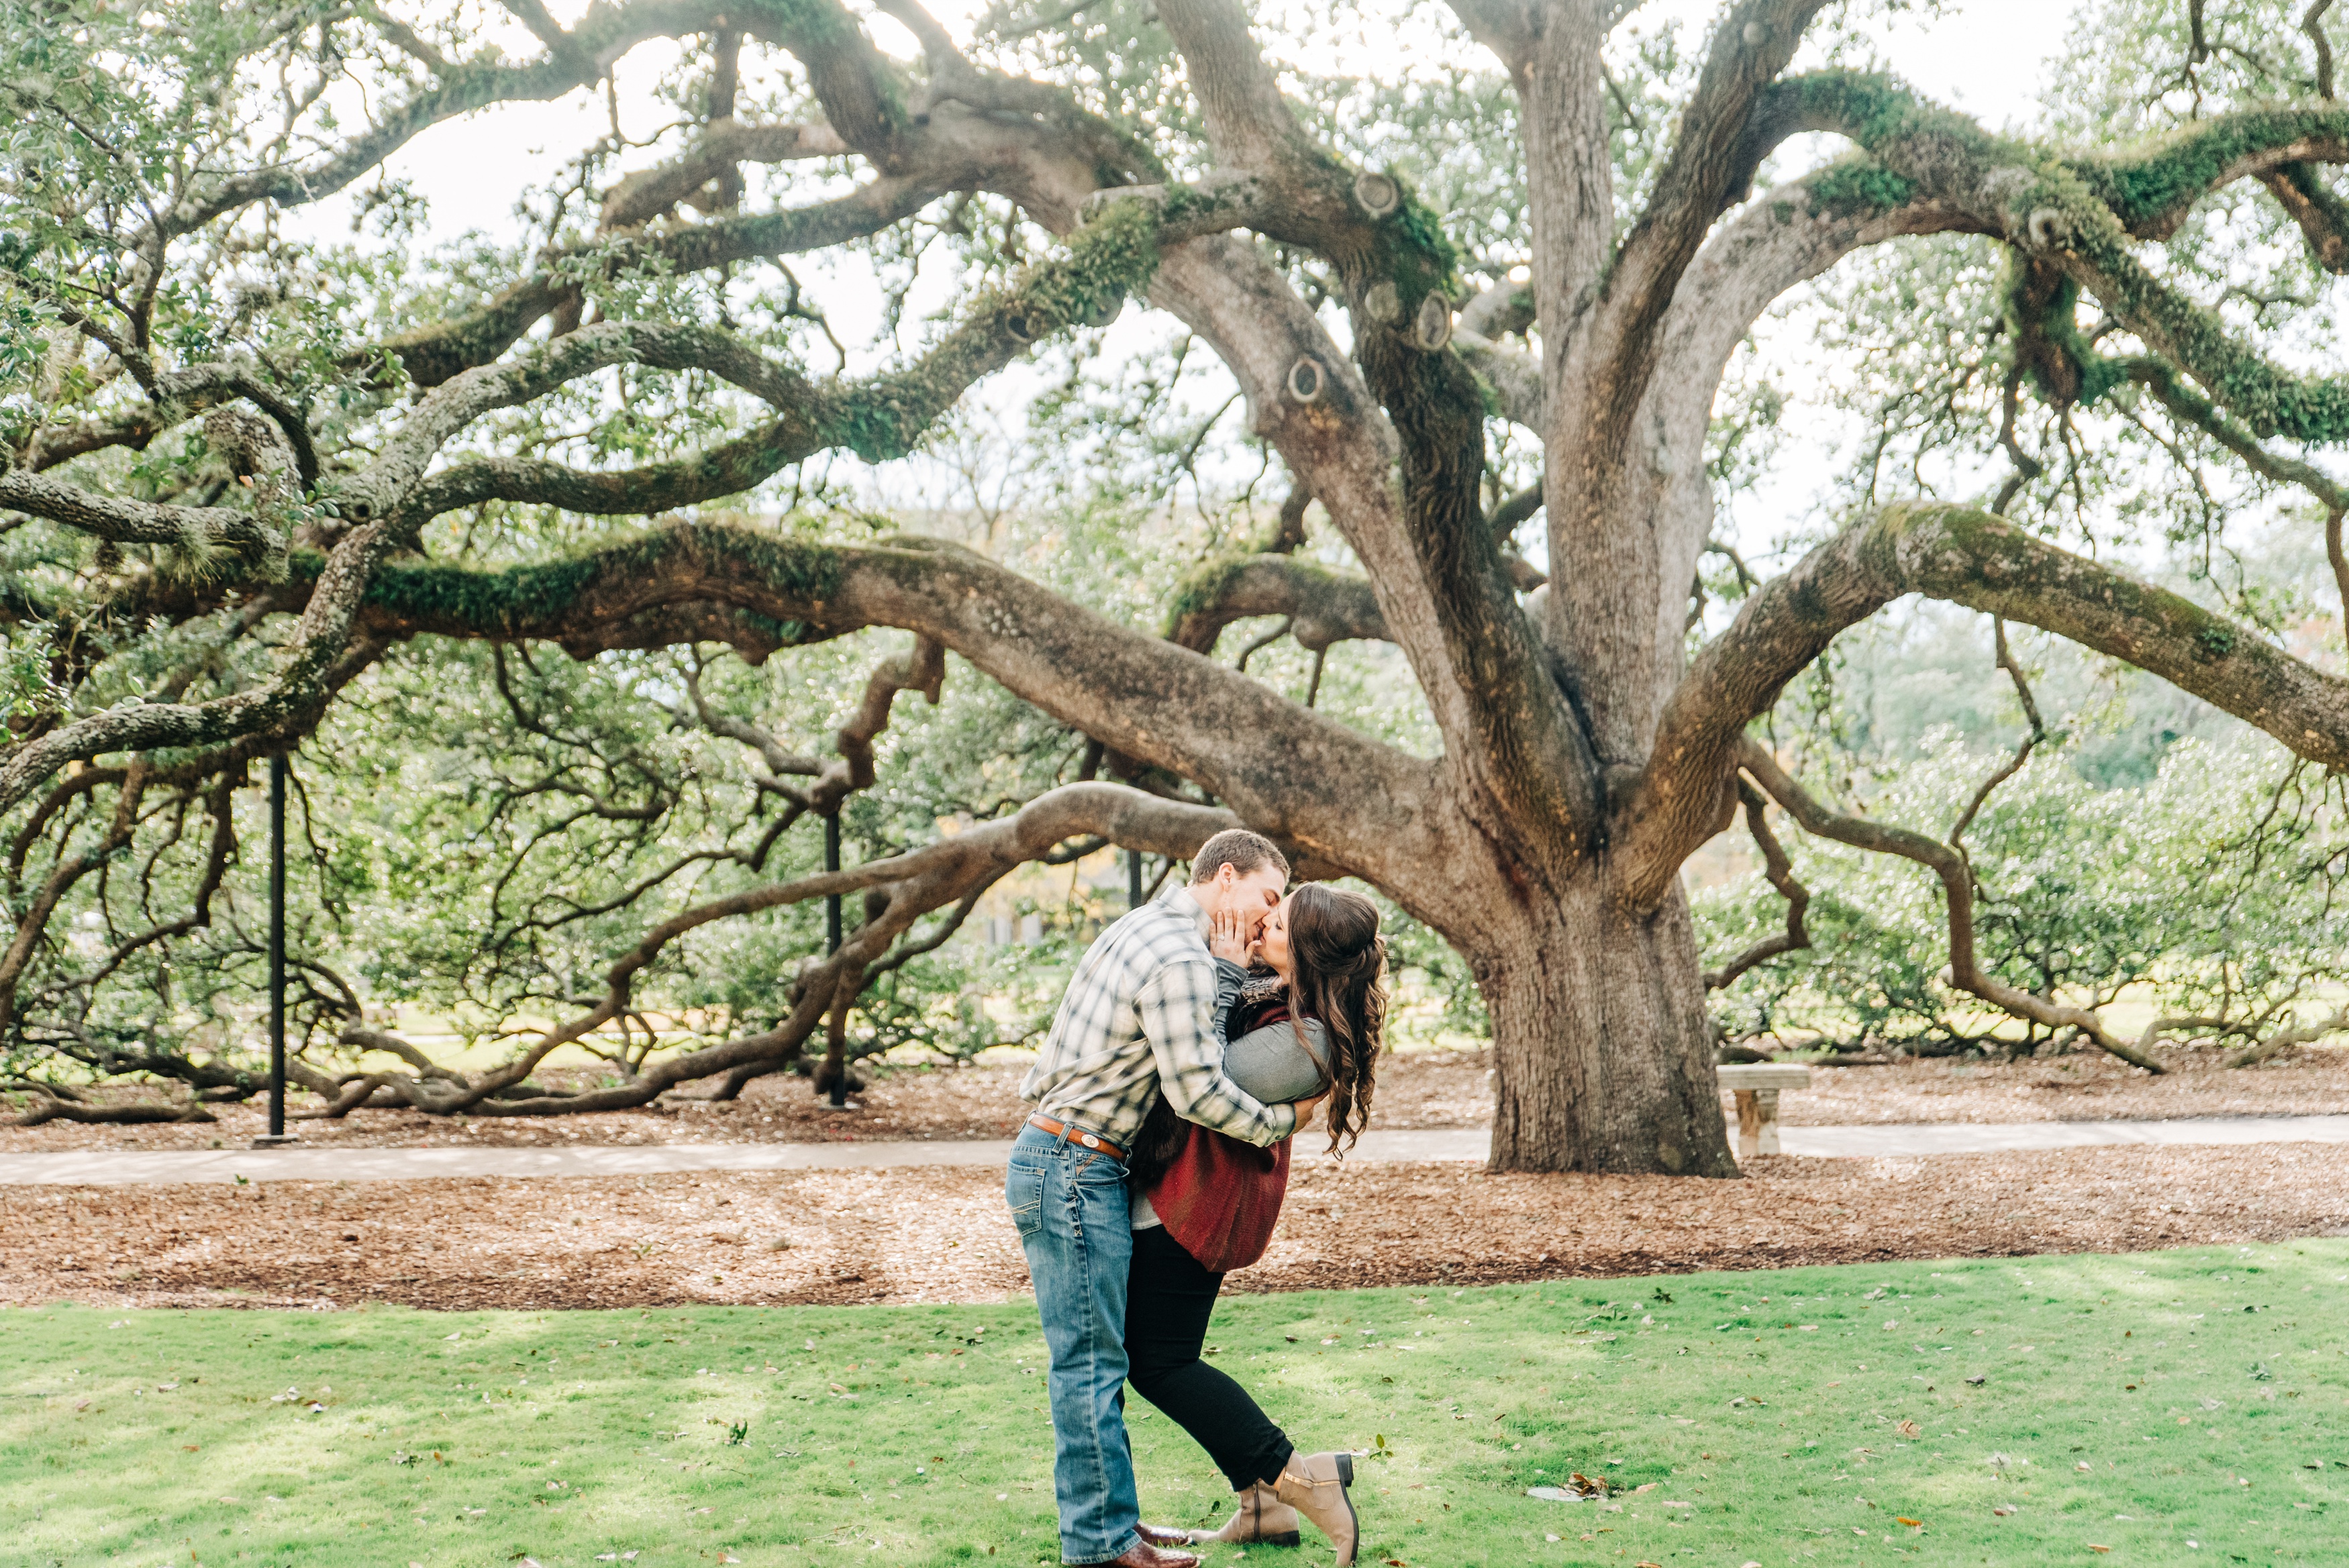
[6,0,2349,1169]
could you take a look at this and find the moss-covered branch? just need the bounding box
[346,517,1432,869]
[2069,107,2349,239]
[377,178,949,388]
[1752,74,2349,441]
[1165,552,1390,654]
[1624,501,2349,908]
[387,204,1165,527]
[0,468,277,560]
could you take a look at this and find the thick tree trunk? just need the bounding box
[1472,864,1736,1175]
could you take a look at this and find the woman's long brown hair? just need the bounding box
[1285,884,1387,1155]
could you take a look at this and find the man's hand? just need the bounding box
[1208,906,1251,964]
[1289,1088,1329,1133]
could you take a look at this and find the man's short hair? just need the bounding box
[1189,828,1290,886]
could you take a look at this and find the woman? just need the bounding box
[1124,884,1387,1564]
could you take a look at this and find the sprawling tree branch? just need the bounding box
[383,180,949,386]
[1,203,1165,815]
[1584,0,1828,443]
[1627,502,2349,904]
[597,120,850,229]
[332,781,1250,1115]
[0,468,279,558]
[1740,741,2165,1072]
[348,519,1435,872]
[1702,778,1809,991]
[2258,162,2349,272]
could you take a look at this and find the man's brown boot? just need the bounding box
[1187,1481,1301,1547]
[1269,1452,1358,1565]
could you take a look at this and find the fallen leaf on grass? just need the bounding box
[1896,1421,1921,1439]
[1897,1517,1922,1526]
[2088,1547,2111,1554]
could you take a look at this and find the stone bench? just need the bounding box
[1717,1062,1813,1158]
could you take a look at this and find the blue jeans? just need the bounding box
[1007,1121,1140,1564]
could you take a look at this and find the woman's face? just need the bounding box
[1254,894,1295,976]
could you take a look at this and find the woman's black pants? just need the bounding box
[1123,1223,1294,1491]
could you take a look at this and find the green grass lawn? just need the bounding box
[5,1242,2347,1568]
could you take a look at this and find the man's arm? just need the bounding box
[1136,958,1300,1147]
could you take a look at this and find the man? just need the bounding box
[1007,829,1357,1568]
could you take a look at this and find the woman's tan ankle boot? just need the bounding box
[1270,1452,1358,1565]
[1189,1481,1301,1547]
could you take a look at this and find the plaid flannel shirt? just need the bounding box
[1021,886,1299,1149]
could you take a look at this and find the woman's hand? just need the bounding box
[1289,1088,1329,1133]
[1208,906,1250,963]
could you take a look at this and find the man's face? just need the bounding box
[1207,862,1288,943]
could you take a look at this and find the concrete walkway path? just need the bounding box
[4,1115,2348,1186]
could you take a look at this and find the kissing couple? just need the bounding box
[1006,828,1388,1567]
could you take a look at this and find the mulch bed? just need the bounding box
[7,1142,2345,1312]
[9,1048,2347,1155]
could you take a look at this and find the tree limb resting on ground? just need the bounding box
[1738,740,2166,1072]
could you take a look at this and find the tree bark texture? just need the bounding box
[1478,868,1734,1175]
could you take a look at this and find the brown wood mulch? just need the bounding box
[9,1048,2348,1155]
[7,1142,2346,1313]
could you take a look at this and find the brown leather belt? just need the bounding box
[1026,1113,1126,1160]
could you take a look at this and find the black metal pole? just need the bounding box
[825,812,846,1108]
[824,812,843,953]
[1128,847,1143,909]
[254,751,296,1147]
